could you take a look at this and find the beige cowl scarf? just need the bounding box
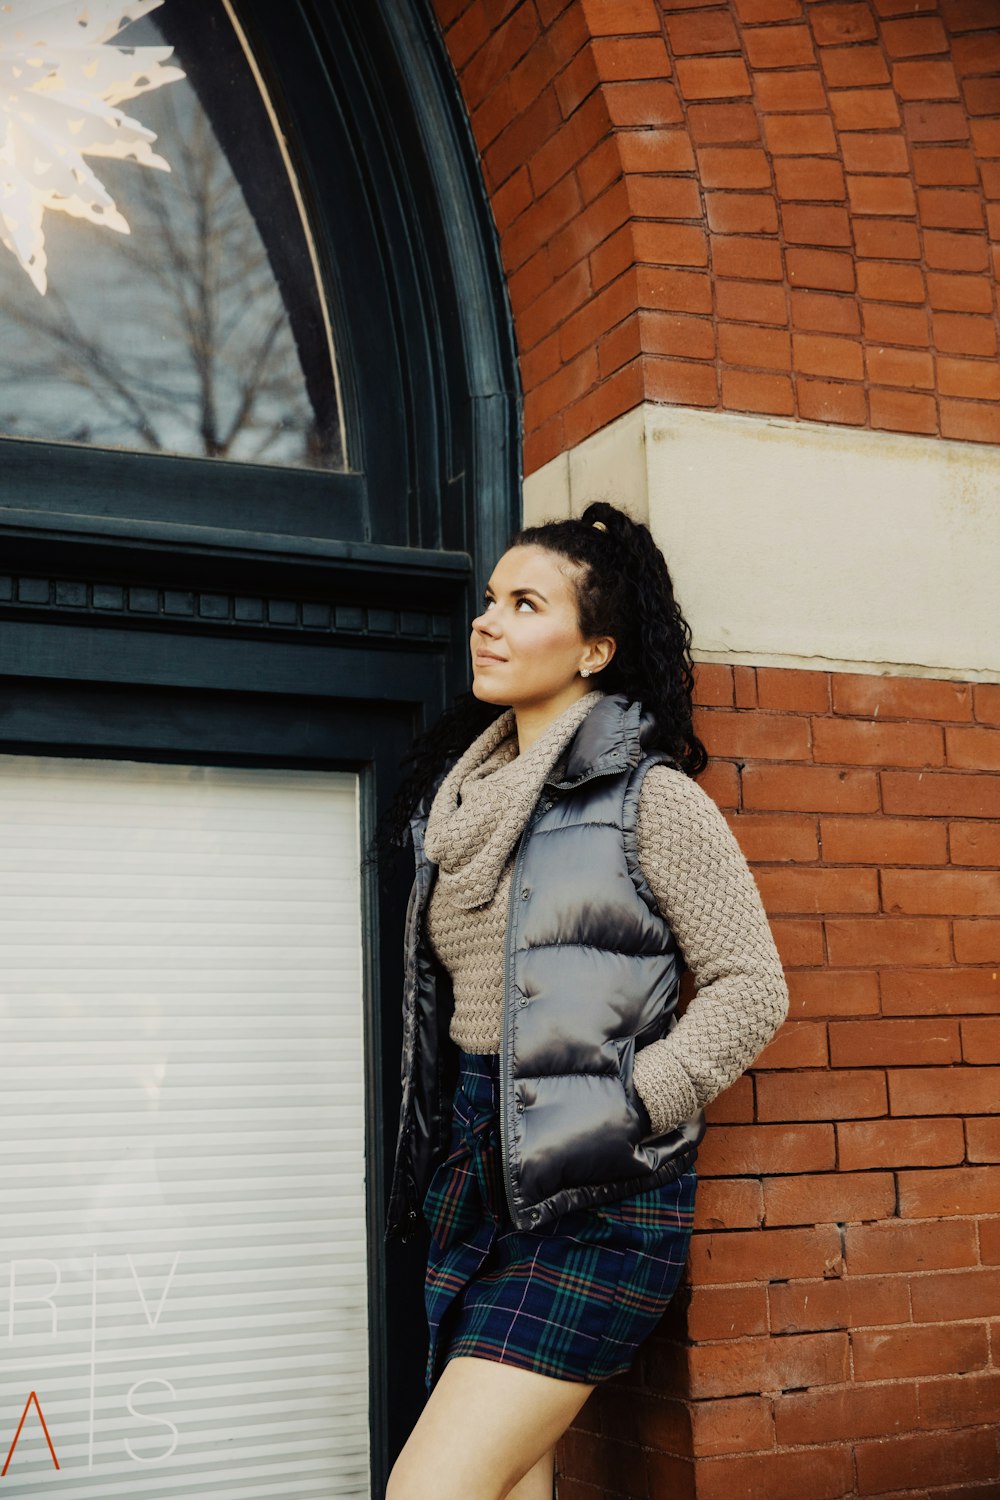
[423,689,604,912]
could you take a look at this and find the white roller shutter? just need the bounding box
[0,755,370,1498]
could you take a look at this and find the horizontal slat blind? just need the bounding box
[0,756,369,1497]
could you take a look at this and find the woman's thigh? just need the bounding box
[385,1355,595,1500]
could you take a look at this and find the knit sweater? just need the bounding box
[423,691,790,1137]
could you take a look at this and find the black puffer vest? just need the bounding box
[384,691,706,1244]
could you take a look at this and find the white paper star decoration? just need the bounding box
[0,0,186,293]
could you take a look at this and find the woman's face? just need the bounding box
[469,544,613,711]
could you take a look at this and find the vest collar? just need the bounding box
[543,691,654,791]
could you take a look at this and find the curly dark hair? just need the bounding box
[362,499,708,877]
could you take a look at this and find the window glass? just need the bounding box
[0,1,346,470]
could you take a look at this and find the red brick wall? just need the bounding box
[556,663,1000,1497]
[432,0,1000,474]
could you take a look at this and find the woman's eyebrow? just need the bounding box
[484,585,549,603]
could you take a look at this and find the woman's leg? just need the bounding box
[385,1356,593,1500]
[505,1443,556,1500]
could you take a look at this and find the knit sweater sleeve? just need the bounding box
[631,763,790,1136]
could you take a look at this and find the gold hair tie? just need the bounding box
[591,520,607,532]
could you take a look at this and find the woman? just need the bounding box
[374,502,789,1500]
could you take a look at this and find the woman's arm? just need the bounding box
[631,762,790,1136]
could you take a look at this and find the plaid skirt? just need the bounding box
[422,1049,697,1394]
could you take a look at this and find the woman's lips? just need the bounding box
[474,652,506,664]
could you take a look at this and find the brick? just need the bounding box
[769,1272,908,1331]
[575,137,622,202]
[968,1117,1000,1160]
[893,60,961,100]
[527,346,599,428]
[798,377,868,425]
[866,345,935,388]
[941,0,1000,27]
[971,117,1000,155]
[463,5,540,101]
[625,178,702,219]
[793,331,864,379]
[929,225,991,269]
[697,146,772,188]
[855,1427,1000,1492]
[744,24,816,69]
[955,917,1000,961]
[782,204,852,246]
[913,145,980,185]
[590,36,672,82]
[763,113,839,155]
[927,270,994,311]
[688,1329,850,1401]
[830,88,902,129]
[938,354,1000,399]
[632,221,709,269]
[883,765,1000,815]
[861,302,930,346]
[775,1382,919,1446]
[952,30,1000,74]
[833,675,971,720]
[911,1266,1000,1326]
[719,321,792,369]
[687,1284,768,1341]
[757,865,878,913]
[692,1448,854,1500]
[507,174,585,275]
[706,192,779,234]
[689,1393,774,1459]
[716,278,789,324]
[603,80,683,127]
[527,93,612,195]
[815,717,944,766]
[839,1115,966,1170]
[905,1164,1000,1212]
[825,915,951,964]
[917,1371,1000,1429]
[744,763,877,812]
[889,1066,1000,1115]
[637,263,714,313]
[757,1068,887,1121]
[881,967,1000,1017]
[853,1323,989,1381]
[675,57,753,101]
[847,175,917,215]
[663,9,740,55]
[756,1018,828,1068]
[596,314,642,378]
[854,218,921,258]
[856,261,926,302]
[963,75,1000,115]
[516,261,590,350]
[579,0,660,36]
[689,1225,846,1286]
[940,398,1000,443]
[918,187,985,228]
[952,819,1000,863]
[762,1170,895,1226]
[903,101,971,141]
[560,359,643,449]
[645,355,719,407]
[847,1216,978,1274]
[698,1121,835,1176]
[774,157,847,200]
[811,4,877,45]
[787,247,855,291]
[754,69,827,112]
[642,310,716,360]
[881,864,1000,906]
[734,0,803,16]
[881,18,949,58]
[820,813,946,863]
[694,1175,765,1232]
[721,368,795,415]
[870,385,938,433]
[616,127,695,175]
[712,233,784,280]
[841,132,910,173]
[837,1019,962,1068]
[791,289,861,333]
[558,269,637,360]
[821,45,890,87]
[688,101,760,143]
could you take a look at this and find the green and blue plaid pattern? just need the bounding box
[422,1051,697,1394]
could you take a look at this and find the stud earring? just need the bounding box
[580,668,591,677]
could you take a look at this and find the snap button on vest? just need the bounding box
[520,887,530,899]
